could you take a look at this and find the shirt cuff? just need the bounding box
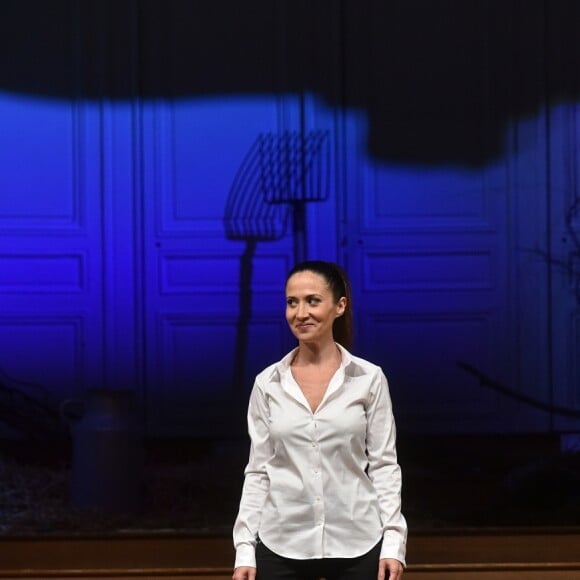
[234,543,257,569]
[379,535,406,567]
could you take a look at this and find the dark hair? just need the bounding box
[286,260,353,349]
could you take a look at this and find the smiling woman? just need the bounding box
[286,261,352,349]
[232,261,407,580]
[286,271,345,347]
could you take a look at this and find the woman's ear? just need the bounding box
[336,297,347,317]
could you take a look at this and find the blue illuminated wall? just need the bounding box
[0,0,578,437]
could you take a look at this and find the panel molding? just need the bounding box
[0,252,86,293]
[147,312,289,436]
[156,312,288,390]
[360,162,497,234]
[149,99,288,238]
[0,314,86,394]
[0,103,86,233]
[362,249,494,292]
[158,251,291,295]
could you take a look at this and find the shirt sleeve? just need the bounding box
[232,380,273,568]
[366,368,408,566]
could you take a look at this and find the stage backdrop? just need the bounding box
[0,0,578,437]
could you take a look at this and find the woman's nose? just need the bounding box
[296,303,309,319]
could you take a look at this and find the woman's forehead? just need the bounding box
[286,271,330,294]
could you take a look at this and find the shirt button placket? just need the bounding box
[311,420,325,532]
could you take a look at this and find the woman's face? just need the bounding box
[285,270,346,345]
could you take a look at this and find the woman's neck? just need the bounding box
[293,339,340,366]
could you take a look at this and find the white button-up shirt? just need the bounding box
[233,344,407,568]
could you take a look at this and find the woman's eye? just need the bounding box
[286,299,296,306]
[308,298,320,305]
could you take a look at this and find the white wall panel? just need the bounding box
[148,100,282,237]
[0,253,86,293]
[362,312,500,432]
[148,313,289,436]
[0,98,92,232]
[159,251,290,295]
[363,250,494,291]
[363,166,491,232]
[0,316,85,396]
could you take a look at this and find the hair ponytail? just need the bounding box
[332,264,353,350]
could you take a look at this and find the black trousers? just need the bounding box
[255,538,382,580]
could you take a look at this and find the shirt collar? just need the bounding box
[266,342,360,383]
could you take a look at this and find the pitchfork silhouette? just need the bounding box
[225,130,330,394]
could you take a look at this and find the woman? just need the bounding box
[233,261,406,580]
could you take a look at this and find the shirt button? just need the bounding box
[312,442,317,447]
